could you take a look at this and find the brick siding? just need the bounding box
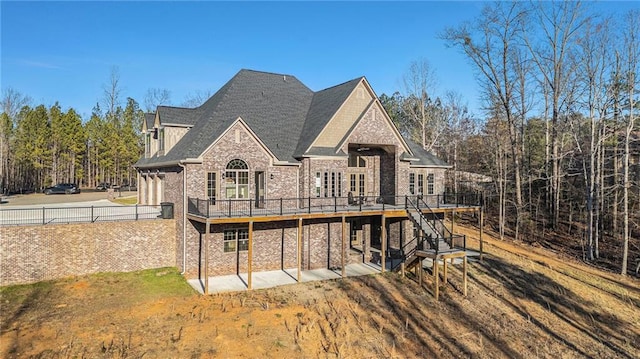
[1,220,176,286]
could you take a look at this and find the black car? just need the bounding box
[44,183,81,195]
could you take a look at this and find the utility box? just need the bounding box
[160,202,174,219]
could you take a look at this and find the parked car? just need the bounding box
[119,184,137,191]
[44,183,81,195]
[96,183,111,191]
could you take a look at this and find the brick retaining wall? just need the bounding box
[0,220,176,286]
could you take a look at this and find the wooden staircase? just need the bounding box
[400,196,469,300]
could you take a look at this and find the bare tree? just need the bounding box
[102,66,122,118]
[181,89,214,108]
[401,59,445,151]
[572,16,612,261]
[144,88,171,112]
[620,10,639,275]
[442,2,527,239]
[440,91,474,193]
[523,1,588,229]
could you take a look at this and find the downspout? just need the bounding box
[178,161,187,274]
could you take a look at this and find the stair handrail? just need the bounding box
[389,235,420,271]
[405,196,444,254]
[416,196,466,252]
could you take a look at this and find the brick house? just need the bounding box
[135,69,479,292]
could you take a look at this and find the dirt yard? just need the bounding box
[1,225,639,359]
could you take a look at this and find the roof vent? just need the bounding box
[283,75,287,82]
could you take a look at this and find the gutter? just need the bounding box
[178,161,188,275]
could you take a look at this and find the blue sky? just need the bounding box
[2,1,638,120]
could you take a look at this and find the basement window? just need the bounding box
[223,229,249,253]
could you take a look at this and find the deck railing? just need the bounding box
[187,193,480,219]
[0,204,163,226]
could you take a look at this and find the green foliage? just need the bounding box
[2,92,144,192]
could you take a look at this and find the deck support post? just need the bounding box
[443,258,448,284]
[297,218,302,282]
[463,255,468,296]
[434,256,440,301]
[417,259,422,287]
[341,216,346,278]
[400,262,405,277]
[451,210,455,234]
[479,207,484,261]
[248,221,253,290]
[204,222,210,295]
[381,214,386,273]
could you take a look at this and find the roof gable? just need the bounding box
[143,113,155,132]
[305,78,374,153]
[293,77,363,157]
[201,117,277,162]
[336,99,412,155]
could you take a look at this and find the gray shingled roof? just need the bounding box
[293,78,363,157]
[135,69,449,169]
[144,113,155,131]
[157,106,199,126]
[405,140,451,167]
[143,69,314,166]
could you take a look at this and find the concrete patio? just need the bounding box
[188,262,382,294]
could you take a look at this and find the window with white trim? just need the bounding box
[323,172,329,197]
[158,128,165,152]
[427,173,434,195]
[145,133,151,157]
[418,174,424,195]
[207,172,217,204]
[223,229,249,253]
[225,159,249,199]
[315,172,321,197]
[409,173,415,195]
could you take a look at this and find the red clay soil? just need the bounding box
[1,225,639,358]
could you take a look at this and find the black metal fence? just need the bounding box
[0,204,163,226]
[187,192,482,218]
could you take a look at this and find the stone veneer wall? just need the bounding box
[1,220,176,286]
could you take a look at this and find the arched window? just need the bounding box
[225,159,249,199]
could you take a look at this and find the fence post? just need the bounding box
[250,199,252,217]
[91,206,94,223]
[135,204,139,221]
[42,207,45,225]
[334,196,337,213]
[308,197,311,214]
[280,198,283,215]
[228,199,232,217]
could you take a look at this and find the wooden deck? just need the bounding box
[187,202,479,224]
[186,195,483,299]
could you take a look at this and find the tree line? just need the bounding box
[0,68,215,194]
[0,74,144,194]
[381,2,639,275]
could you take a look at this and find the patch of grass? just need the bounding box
[92,267,196,300]
[110,196,138,205]
[0,279,56,305]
